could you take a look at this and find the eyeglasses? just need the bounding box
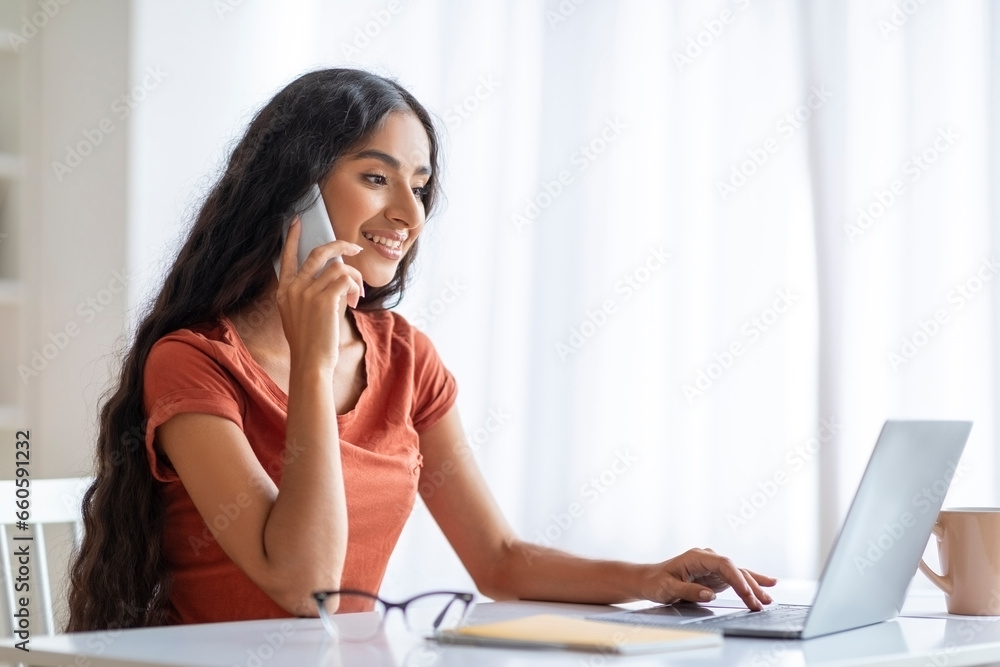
[312,589,475,641]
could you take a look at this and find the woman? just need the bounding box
[67,68,774,630]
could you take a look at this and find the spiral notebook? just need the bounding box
[433,614,722,654]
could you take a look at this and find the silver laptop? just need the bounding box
[591,420,972,639]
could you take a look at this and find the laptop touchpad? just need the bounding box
[596,602,747,627]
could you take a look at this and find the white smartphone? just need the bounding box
[273,183,341,278]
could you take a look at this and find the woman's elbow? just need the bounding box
[471,540,524,601]
[260,568,341,617]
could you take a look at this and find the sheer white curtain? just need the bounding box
[803,0,995,562]
[130,0,997,599]
[380,0,997,597]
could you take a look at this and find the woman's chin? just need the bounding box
[346,259,398,290]
[360,273,395,290]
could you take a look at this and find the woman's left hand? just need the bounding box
[640,548,777,610]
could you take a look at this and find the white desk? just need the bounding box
[2,582,1000,667]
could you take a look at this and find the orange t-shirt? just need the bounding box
[141,309,457,624]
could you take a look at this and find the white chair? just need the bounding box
[0,477,92,636]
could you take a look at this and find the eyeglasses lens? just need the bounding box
[318,592,385,641]
[404,594,470,637]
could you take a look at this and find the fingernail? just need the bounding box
[351,243,363,252]
[699,590,715,601]
[360,282,366,298]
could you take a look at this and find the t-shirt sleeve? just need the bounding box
[410,328,458,433]
[143,335,246,482]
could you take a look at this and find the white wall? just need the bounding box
[20,0,130,479]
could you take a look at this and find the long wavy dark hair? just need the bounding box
[66,68,442,631]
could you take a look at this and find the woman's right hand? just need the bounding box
[276,217,364,371]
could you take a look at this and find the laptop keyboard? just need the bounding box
[592,604,810,633]
[695,604,810,631]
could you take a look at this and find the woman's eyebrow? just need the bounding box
[350,149,431,176]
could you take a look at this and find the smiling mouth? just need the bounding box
[362,232,404,250]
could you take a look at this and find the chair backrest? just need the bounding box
[0,477,92,636]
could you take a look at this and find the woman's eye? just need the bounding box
[364,173,427,200]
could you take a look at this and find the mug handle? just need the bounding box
[917,521,952,595]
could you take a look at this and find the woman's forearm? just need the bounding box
[486,541,773,611]
[487,540,651,605]
[261,364,349,613]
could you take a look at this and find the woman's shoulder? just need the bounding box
[142,316,255,414]
[146,317,244,372]
[352,309,439,363]
[353,308,416,340]
[154,316,228,341]
[353,310,457,432]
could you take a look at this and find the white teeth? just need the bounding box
[363,233,403,250]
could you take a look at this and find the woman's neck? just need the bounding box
[227,285,359,357]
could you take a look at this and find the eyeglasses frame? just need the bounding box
[312,588,475,640]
